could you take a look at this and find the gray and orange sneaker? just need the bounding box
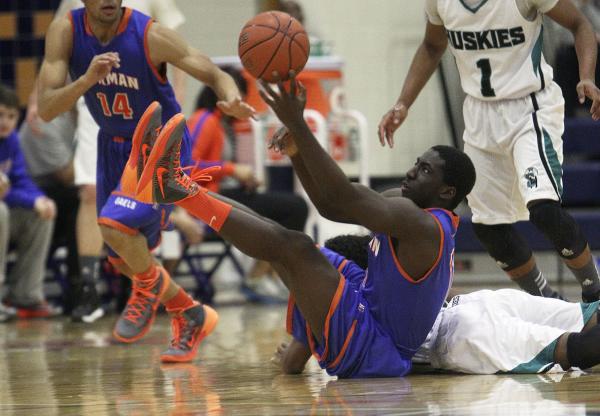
[136,113,216,204]
[161,303,219,363]
[113,267,170,343]
[120,101,162,196]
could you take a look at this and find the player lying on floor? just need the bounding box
[272,234,600,375]
[132,73,476,378]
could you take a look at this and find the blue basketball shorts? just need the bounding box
[95,131,188,260]
[287,247,412,378]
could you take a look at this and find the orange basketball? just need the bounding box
[238,11,310,83]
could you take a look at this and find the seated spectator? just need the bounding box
[180,67,308,302]
[0,84,58,319]
[19,107,104,323]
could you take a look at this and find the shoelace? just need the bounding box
[123,284,158,324]
[170,314,198,349]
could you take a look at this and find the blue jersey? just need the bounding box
[68,8,184,143]
[363,208,458,358]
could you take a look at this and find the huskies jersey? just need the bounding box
[427,0,556,100]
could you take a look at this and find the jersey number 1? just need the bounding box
[96,92,134,119]
[476,59,496,98]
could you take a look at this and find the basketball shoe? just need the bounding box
[161,303,219,363]
[113,266,170,343]
[120,101,162,196]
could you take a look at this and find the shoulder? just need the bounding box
[425,0,444,25]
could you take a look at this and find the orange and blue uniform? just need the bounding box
[287,208,458,378]
[68,7,191,258]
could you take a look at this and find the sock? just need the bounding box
[510,264,560,298]
[164,288,197,313]
[565,252,600,301]
[567,325,600,369]
[133,264,160,286]
[176,190,232,232]
[80,256,100,285]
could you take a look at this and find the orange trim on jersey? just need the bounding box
[110,190,134,198]
[337,259,348,273]
[116,8,132,35]
[387,212,444,284]
[327,320,357,369]
[426,208,460,231]
[309,275,347,362]
[97,217,138,236]
[112,136,126,143]
[83,11,93,36]
[68,11,75,36]
[286,295,296,335]
[143,20,168,84]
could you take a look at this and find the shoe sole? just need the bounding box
[120,101,162,196]
[112,271,171,343]
[136,113,186,204]
[160,305,219,363]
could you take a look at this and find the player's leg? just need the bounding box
[464,141,562,298]
[136,118,340,343]
[517,85,600,302]
[72,99,104,322]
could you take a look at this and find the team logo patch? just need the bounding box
[524,167,538,189]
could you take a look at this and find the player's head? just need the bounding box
[324,234,371,269]
[402,145,475,210]
[82,0,123,25]
[195,66,248,112]
[0,84,19,139]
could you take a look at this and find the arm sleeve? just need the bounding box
[4,137,44,209]
[425,0,444,25]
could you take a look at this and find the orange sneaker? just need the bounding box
[120,101,162,196]
[161,304,219,363]
[112,268,170,343]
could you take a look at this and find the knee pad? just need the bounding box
[528,201,586,258]
[472,223,532,270]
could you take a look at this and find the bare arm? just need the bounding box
[147,24,254,119]
[38,17,120,121]
[378,22,448,147]
[260,77,439,242]
[546,0,600,119]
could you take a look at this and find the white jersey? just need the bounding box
[429,0,555,100]
[414,289,599,374]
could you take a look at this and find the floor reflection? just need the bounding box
[0,304,598,415]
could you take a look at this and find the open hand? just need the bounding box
[259,71,306,130]
[576,79,600,121]
[216,97,256,120]
[377,103,408,148]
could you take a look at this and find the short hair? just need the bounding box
[195,66,248,111]
[324,234,371,269]
[431,145,476,209]
[0,84,19,110]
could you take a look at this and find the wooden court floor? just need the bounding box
[1,302,599,415]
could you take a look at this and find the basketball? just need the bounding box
[238,11,310,83]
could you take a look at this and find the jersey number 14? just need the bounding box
[476,58,496,98]
[96,92,134,119]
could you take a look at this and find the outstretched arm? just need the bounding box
[378,21,447,148]
[38,17,120,121]
[260,75,438,242]
[148,23,255,119]
[546,0,600,119]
